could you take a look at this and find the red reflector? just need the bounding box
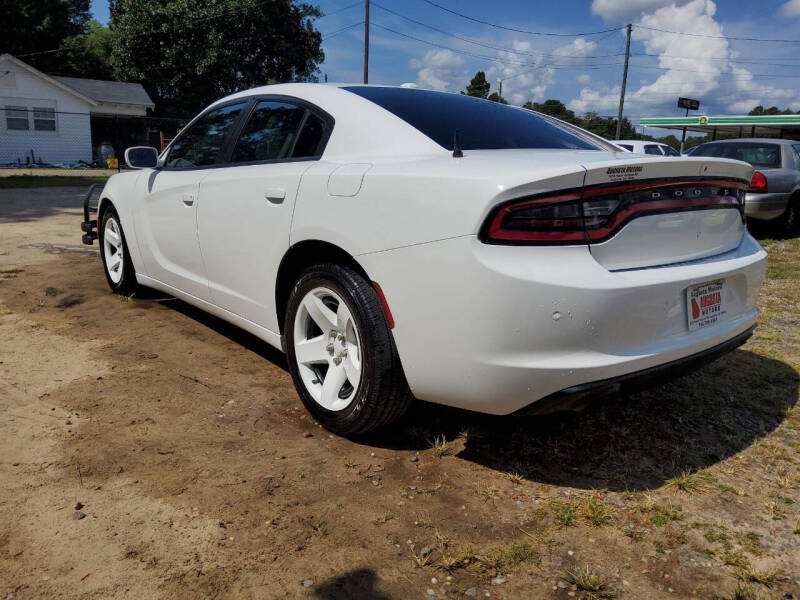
[372,281,394,329]
[749,171,767,192]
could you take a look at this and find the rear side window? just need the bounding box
[231,101,306,163]
[691,142,782,168]
[167,103,245,168]
[292,113,326,158]
[644,144,663,155]
[342,86,602,151]
[792,144,800,167]
[618,144,633,151]
[662,146,680,156]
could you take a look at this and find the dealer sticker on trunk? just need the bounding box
[686,279,727,331]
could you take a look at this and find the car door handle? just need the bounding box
[265,187,286,204]
[181,193,195,206]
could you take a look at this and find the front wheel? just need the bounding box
[284,264,413,435]
[100,206,138,296]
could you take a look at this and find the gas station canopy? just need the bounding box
[639,114,800,140]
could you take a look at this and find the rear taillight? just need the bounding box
[749,171,768,193]
[482,179,746,245]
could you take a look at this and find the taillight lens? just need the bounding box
[482,180,746,245]
[749,171,767,192]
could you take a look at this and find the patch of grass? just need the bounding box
[654,540,666,554]
[583,497,613,526]
[0,175,109,188]
[553,502,576,527]
[478,484,500,501]
[429,434,451,457]
[562,566,614,599]
[734,565,779,587]
[736,531,763,556]
[410,547,433,568]
[500,542,539,567]
[667,470,715,494]
[723,551,750,570]
[639,497,682,526]
[372,513,394,526]
[308,517,329,536]
[438,545,476,573]
[504,471,525,484]
[727,583,769,600]
[621,527,645,542]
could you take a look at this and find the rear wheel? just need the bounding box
[285,264,413,435]
[100,206,138,296]
[773,194,799,236]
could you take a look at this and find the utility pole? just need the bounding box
[615,23,632,140]
[498,80,502,98]
[363,0,370,84]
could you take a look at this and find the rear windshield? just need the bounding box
[690,142,782,168]
[342,86,603,151]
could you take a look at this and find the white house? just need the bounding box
[0,54,154,165]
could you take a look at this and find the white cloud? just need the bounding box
[409,49,466,91]
[578,74,592,84]
[572,0,800,116]
[591,0,691,22]
[779,0,800,17]
[400,82,418,88]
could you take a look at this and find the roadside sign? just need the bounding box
[678,97,700,110]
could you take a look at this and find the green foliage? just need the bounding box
[109,0,324,115]
[0,0,91,72]
[487,91,507,104]
[522,99,636,140]
[465,71,491,99]
[749,105,796,115]
[57,20,115,79]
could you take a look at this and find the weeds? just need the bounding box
[478,485,500,501]
[501,542,539,567]
[562,566,614,599]
[554,502,576,527]
[583,496,613,526]
[667,470,715,494]
[429,434,451,457]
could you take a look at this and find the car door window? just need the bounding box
[166,103,245,168]
[644,144,663,155]
[792,145,800,168]
[662,146,680,156]
[618,144,633,151]
[292,112,326,158]
[231,101,308,163]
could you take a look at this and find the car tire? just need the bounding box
[284,264,413,435]
[774,194,800,236]
[99,206,138,296]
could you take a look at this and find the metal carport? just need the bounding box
[639,114,800,141]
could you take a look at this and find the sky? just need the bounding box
[90,0,800,132]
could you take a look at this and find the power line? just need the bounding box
[634,24,800,44]
[322,1,362,18]
[420,0,622,37]
[322,20,364,40]
[372,22,624,69]
[372,2,625,62]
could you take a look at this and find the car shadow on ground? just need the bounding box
[0,187,88,222]
[361,349,798,492]
[148,293,798,493]
[311,568,391,600]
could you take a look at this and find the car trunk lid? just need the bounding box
[580,156,751,270]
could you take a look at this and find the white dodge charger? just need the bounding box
[81,84,767,435]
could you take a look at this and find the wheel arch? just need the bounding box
[275,240,372,334]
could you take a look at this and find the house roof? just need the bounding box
[53,76,154,108]
[0,53,98,106]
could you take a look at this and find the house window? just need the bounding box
[5,105,29,130]
[33,107,56,131]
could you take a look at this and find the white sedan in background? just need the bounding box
[616,139,681,156]
[82,84,766,435]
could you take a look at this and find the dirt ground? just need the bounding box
[1,187,798,600]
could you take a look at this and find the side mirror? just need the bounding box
[124,146,159,169]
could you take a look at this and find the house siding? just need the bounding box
[0,57,93,164]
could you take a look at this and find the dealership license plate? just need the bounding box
[686,279,727,331]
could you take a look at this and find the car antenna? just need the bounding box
[452,129,463,158]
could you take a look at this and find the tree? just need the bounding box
[0,0,92,73]
[487,92,507,104]
[749,105,795,115]
[110,0,324,115]
[523,99,579,125]
[465,71,490,99]
[58,20,115,79]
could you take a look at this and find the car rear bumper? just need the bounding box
[515,324,754,415]
[358,232,766,415]
[745,192,789,220]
